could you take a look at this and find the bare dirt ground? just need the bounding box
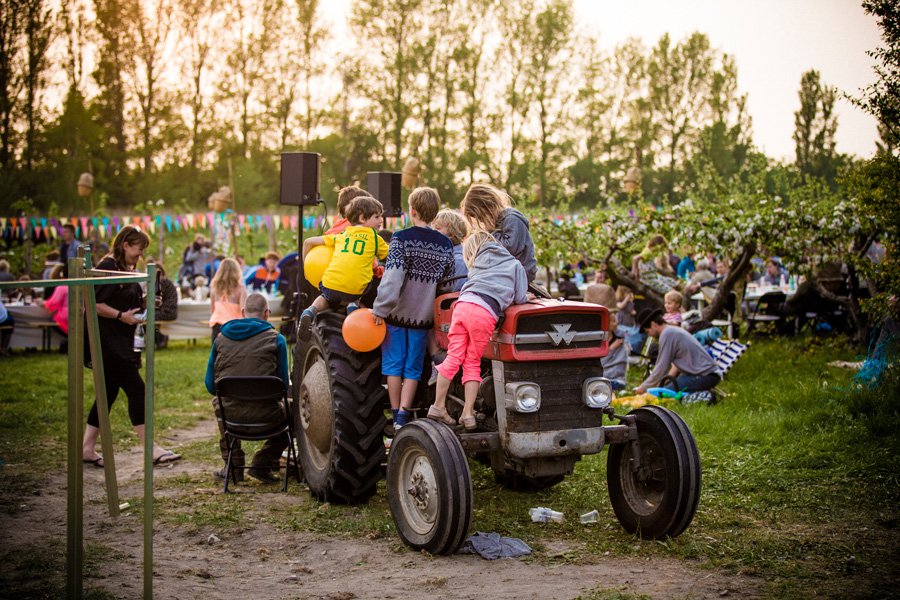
[1,420,764,599]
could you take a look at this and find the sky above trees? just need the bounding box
[0,0,884,212]
[319,0,882,160]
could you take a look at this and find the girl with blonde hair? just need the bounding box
[209,257,248,341]
[427,230,528,429]
[432,208,469,292]
[460,183,537,283]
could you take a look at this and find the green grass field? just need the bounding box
[1,335,898,598]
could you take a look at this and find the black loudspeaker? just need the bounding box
[367,172,402,217]
[280,152,320,206]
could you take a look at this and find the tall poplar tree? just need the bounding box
[92,0,131,200]
[21,0,53,172]
[793,69,838,182]
[350,0,426,166]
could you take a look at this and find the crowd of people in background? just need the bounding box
[176,233,288,301]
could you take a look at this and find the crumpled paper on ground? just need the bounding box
[828,360,863,370]
[458,531,532,559]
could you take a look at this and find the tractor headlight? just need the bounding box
[583,377,613,409]
[505,382,541,413]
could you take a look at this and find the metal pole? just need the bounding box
[66,255,85,599]
[297,204,304,319]
[85,281,120,517]
[143,264,157,599]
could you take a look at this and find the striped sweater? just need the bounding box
[373,226,455,329]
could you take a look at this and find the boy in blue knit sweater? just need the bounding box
[373,187,455,429]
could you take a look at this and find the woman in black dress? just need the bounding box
[82,225,181,467]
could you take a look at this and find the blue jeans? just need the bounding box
[667,372,721,393]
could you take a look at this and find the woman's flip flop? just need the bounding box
[153,451,182,466]
[83,457,104,468]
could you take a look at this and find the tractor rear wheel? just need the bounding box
[293,311,387,504]
[387,420,472,555]
[607,405,701,538]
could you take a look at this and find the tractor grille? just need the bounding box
[513,311,605,352]
[502,359,603,433]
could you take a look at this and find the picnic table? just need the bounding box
[6,302,66,351]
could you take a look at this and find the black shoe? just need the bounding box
[214,467,244,482]
[298,309,315,341]
[248,468,280,484]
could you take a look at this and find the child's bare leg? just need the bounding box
[387,375,402,411]
[399,379,418,411]
[310,295,327,313]
[298,295,328,340]
[460,380,480,419]
[427,329,438,355]
[433,374,452,410]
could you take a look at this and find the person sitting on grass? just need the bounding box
[205,292,289,484]
[634,307,721,398]
[427,230,528,429]
[299,195,389,339]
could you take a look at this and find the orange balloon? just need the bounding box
[342,308,386,352]
[304,245,333,287]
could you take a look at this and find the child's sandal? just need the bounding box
[426,405,456,426]
[459,415,477,430]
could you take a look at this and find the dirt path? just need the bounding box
[2,420,763,599]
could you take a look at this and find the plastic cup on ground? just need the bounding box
[579,509,600,524]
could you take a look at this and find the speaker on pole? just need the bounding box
[367,172,402,217]
[280,152,320,206]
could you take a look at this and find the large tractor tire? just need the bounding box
[387,419,473,555]
[293,311,387,504]
[607,405,701,539]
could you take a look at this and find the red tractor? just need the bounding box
[292,288,701,554]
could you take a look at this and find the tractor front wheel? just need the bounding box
[607,405,701,539]
[387,420,472,555]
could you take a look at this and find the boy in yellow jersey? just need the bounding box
[299,196,388,340]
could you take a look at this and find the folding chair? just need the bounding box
[745,291,786,336]
[215,376,301,493]
[708,339,749,376]
[710,291,739,339]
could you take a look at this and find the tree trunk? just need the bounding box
[606,256,665,307]
[700,242,756,322]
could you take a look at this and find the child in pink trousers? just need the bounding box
[427,231,528,429]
